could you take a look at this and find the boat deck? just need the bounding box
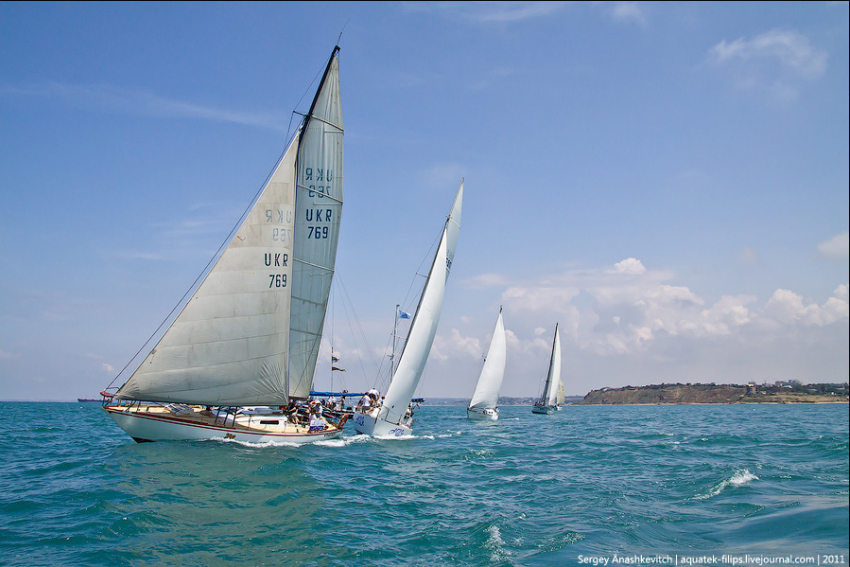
[104,403,337,434]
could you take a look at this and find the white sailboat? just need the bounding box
[531,324,561,415]
[466,308,506,421]
[556,380,565,410]
[352,181,463,437]
[103,46,346,443]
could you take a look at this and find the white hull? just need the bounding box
[467,407,499,421]
[104,406,343,444]
[531,404,556,415]
[351,408,412,438]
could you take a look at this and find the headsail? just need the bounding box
[378,181,463,425]
[289,47,344,399]
[468,309,506,411]
[114,134,300,406]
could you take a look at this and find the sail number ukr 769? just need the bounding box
[269,274,287,288]
[308,226,329,239]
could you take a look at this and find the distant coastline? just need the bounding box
[573,382,849,405]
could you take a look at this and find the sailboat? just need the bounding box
[352,181,463,437]
[531,324,561,415]
[556,380,565,410]
[466,308,506,421]
[102,46,346,443]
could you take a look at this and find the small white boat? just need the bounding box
[353,182,463,437]
[466,308,506,421]
[103,46,347,443]
[531,324,561,415]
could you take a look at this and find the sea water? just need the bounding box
[0,402,847,566]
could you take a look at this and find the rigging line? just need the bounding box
[399,229,442,316]
[335,273,386,388]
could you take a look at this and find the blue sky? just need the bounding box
[1,2,847,401]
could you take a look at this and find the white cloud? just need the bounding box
[739,246,759,264]
[1,82,288,131]
[763,286,849,326]
[610,257,646,275]
[463,273,510,289]
[711,29,827,78]
[416,1,569,23]
[478,258,847,361]
[818,231,849,260]
[709,29,828,101]
[608,2,647,26]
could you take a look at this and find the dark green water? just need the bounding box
[1,402,847,566]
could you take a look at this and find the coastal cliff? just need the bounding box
[574,383,849,405]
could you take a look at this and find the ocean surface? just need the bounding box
[1,402,847,567]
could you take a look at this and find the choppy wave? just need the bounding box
[0,402,847,567]
[693,468,760,500]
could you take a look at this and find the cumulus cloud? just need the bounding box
[610,257,646,275]
[764,285,849,326]
[818,231,849,260]
[477,258,847,361]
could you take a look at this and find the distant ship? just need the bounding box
[77,398,101,403]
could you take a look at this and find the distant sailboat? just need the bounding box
[353,181,463,437]
[466,308,506,421]
[531,324,560,415]
[556,380,565,410]
[102,46,347,443]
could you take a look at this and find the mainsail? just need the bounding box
[114,48,343,406]
[289,49,344,399]
[468,309,506,411]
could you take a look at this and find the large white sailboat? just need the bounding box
[352,181,463,437]
[103,46,346,443]
[466,308,506,421]
[531,324,561,415]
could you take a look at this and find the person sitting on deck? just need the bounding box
[359,393,371,408]
[309,409,327,431]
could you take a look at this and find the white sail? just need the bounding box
[557,380,565,405]
[543,324,561,406]
[289,51,344,399]
[114,134,300,406]
[443,180,463,281]
[114,48,343,407]
[468,309,506,411]
[376,182,463,426]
